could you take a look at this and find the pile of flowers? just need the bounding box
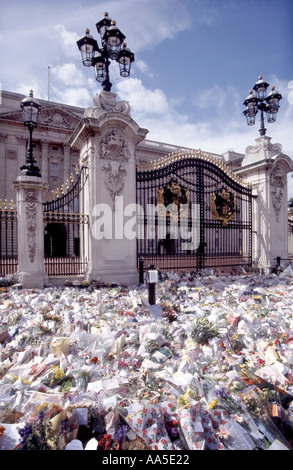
[0,270,293,450]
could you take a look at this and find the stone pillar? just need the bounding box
[237,136,293,271]
[63,144,71,183]
[70,91,148,285]
[41,140,50,185]
[0,134,7,200]
[13,176,48,289]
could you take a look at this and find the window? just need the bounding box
[50,162,59,178]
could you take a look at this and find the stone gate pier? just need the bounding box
[70,91,148,285]
[236,135,293,272]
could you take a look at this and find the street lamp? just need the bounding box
[77,12,134,92]
[20,90,41,177]
[243,75,282,136]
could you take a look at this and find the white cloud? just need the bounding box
[116,78,169,115]
[288,80,293,105]
[135,59,153,78]
[51,63,85,87]
[54,24,80,58]
[52,86,93,108]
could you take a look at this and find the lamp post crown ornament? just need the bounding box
[243,75,282,136]
[77,12,135,93]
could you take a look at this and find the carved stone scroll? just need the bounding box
[270,165,285,222]
[24,189,37,263]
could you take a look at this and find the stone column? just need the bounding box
[0,134,7,200]
[237,136,293,271]
[70,90,148,285]
[13,176,48,289]
[41,140,50,185]
[63,144,71,184]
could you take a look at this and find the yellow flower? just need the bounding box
[177,395,190,408]
[208,399,219,409]
[52,365,64,380]
[185,388,196,399]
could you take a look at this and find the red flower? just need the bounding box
[91,356,98,363]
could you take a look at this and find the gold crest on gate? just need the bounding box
[211,188,236,226]
[157,179,189,222]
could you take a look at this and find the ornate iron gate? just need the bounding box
[0,199,18,277]
[43,166,89,277]
[136,150,252,274]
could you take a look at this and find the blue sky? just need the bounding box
[1,0,293,192]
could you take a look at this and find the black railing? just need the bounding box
[44,256,88,277]
[0,202,18,277]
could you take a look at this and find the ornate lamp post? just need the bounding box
[20,90,41,177]
[243,75,282,136]
[77,12,134,92]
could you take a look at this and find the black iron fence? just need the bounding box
[0,200,18,277]
[43,166,89,277]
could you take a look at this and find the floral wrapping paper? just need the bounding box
[122,400,229,450]
[123,402,174,450]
